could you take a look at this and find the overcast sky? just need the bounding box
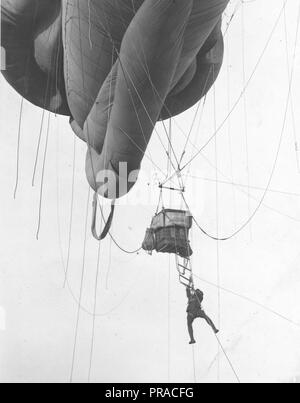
[1,0,300,383]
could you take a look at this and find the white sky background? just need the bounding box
[1,0,300,383]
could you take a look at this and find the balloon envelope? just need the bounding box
[1,0,229,198]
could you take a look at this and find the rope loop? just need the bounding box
[92,192,115,241]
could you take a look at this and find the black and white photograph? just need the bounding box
[0,0,300,386]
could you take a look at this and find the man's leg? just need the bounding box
[187,314,196,344]
[202,312,219,334]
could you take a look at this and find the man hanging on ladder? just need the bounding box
[186,278,219,344]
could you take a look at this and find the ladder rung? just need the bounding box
[180,279,192,288]
[178,264,191,270]
[179,269,191,277]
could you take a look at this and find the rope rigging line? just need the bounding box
[184,171,300,223]
[183,150,300,224]
[36,112,51,240]
[192,346,197,383]
[283,1,300,174]
[167,255,171,382]
[223,0,243,37]
[212,70,221,382]
[166,119,172,181]
[32,110,46,187]
[63,136,77,288]
[70,187,91,383]
[193,272,300,328]
[185,174,300,199]
[214,333,241,383]
[225,26,238,230]
[161,119,181,173]
[13,97,24,199]
[105,222,113,290]
[88,218,103,383]
[179,78,211,168]
[241,1,252,239]
[180,92,208,190]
